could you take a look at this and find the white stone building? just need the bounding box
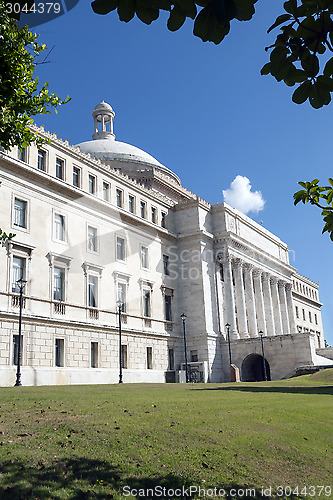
[0,101,331,386]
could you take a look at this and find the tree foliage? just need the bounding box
[0,1,70,151]
[294,178,333,240]
[91,0,333,108]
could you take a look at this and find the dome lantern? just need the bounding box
[92,100,115,140]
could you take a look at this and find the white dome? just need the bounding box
[93,100,114,113]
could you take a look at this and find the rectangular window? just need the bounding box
[121,344,128,369]
[88,275,98,308]
[14,198,27,228]
[143,289,151,317]
[140,201,146,218]
[18,148,26,162]
[38,149,46,171]
[163,254,169,275]
[55,338,64,367]
[56,158,64,180]
[295,306,299,319]
[302,309,306,321]
[103,182,110,201]
[12,256,25,293]
[141,246,149,269]
[164,294,172,322]
[161,212,167,228]
[116,189,123,208]
[315,313,318,325]
[168,348,175,370]
[117,283,126,313]
[89,174,96,194]
[53,267,64,301]
[309,311,312,323]
[88,226,98,252]
[147,347,152,369]
[54,213,65,241]
[91,342,98,368]
[13,335,23,365]
[116,237,125,261]
[129,195,135,214]
[191,350,198,362]
[219,264,224,281]
[151,207,157,224]
[73,166,81,187]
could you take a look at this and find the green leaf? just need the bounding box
[267,14,292,34]
[324,57,333,77]
[167,6,186,30]
[260,63,271,76]
[92,0,119,14]
[292,80,312,103]
[117,0,135,22]
[283,0,297,14]
[135,5,159,24]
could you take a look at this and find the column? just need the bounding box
[233,258,249,338]
[285,283,297,334]
[243,263,258,337]
[253,269,266,333]
[278,280,290,334]
[224,255,239,339]
[270,277,283,336]
[262,273,275,336]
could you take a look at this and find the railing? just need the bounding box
[121,313,127,324]
[12,295,26,308]
[144,318,152,328]
[54,302,66,315]
[89,308,99,320]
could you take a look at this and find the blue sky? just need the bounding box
[32,0,332,344]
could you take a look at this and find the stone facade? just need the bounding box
[0,102,330,386]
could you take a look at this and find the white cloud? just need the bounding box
[222,175,265,215]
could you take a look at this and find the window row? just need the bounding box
[11,256,174,322]
[18,148,168,228]
[295,306,318,325]
[293,279,318,301]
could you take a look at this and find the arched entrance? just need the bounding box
[241,354,271,382]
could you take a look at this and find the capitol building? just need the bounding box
[0,101,331,386]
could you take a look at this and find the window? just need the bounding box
[121,344,128,369]
[116,237,125,261]
[88,226,98,252]
[53,267,65,301]
[164,294,172,322]
[191,350,198,362]
[55,338,64,367]
[163,254,169,275]
[315,313,318,325]
[54,214,65,241]
[309,311,312,323]
[143,289,151,317]
[302,309,306,321]
[12,257,25,293]
[141,246,149,269]
[103,182,110,201]
[295,306,299,319]
[18,147,26,162]
[91,342,98,368]
[117,283,126,313]
[129,195,135,214]
[56,158,64,180]
[219,264,224,281]
[140,201,146,218]
[38,149,46,171]
[73,167,81,187]
[116,189,123,208]
[13,335,23,365]
[161,212,167,228]
[151,207,157,224]
[147,347,153,369]
[89,174,96,194]
[88,275,98,308]
[14,198,27,228]
[168,348,175,370]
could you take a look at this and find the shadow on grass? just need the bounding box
[0,457,298,499]
[194,385,333,395]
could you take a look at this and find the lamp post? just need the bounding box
[116,300,123,384]
[14,277,27,387]
[225,323,232,367]
[259,331,268,382]
[180,313,189,383]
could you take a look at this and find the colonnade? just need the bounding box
[217,255,296,340]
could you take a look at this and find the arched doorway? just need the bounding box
[241,354,271,382]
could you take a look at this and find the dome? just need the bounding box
[76,101,181,186]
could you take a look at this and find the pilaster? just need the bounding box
[243,263,258,338]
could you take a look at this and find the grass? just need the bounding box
[0,370,332,499]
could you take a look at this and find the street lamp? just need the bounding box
[180,313,189,383]
[14,277,27,387]
[225,323,232,367]
[259,331,268,382]
[116,300,123,384]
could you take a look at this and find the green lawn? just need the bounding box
[0,370,332,500]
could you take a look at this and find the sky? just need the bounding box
[31,0,332,345]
